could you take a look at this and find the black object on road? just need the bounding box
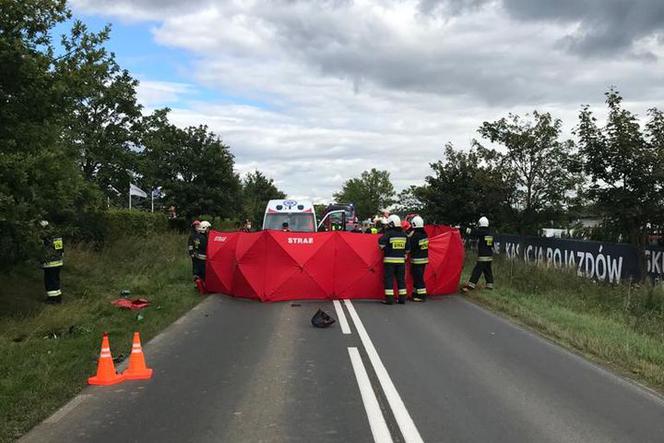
[311,309,336,328]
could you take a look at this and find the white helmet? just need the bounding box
[198,221,212,232]
[387,214,401,227]
[479,216,489,227]
[39,220,49,228]
[411,216,424,228]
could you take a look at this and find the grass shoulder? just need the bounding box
[462,254,664,394]
[0,232,201,442]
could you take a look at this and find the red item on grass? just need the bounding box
[111,298,151,310]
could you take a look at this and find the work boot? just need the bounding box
[381,300,394,305]
[412,297,423,302]
[45,295,62,304]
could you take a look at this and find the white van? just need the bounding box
[262,199,317,232]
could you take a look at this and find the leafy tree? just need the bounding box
[57,21,142,196]
[140,109,242,219]
[393,186,424,215]
[415,144,514,229]
[333,168,395,219]
[577,89,664,248]
[0,0,101,263]
[241,170,286,227]
[477,111,582,234]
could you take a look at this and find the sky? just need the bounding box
[68,0,664,203]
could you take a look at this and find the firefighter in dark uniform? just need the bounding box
[379,214,410,304]
[39,220,64,304]
[188,220,201,279]
[192,221,210,282]
[408,216,429,302]
[462,216,494,292]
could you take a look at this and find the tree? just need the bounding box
[415,144,514,229]
[333,169,395,219]
[57,21,143,196]
[241,171,286,227]
[393,186,424,215]
[576,89,664,248]
[477,111,582,234]
[140,109,242,219]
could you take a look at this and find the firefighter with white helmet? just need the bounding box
[378,214,410,304]
[192,220,211,284]
[462,216,494,293]
[408,215,429,302]
[39,220,64,303]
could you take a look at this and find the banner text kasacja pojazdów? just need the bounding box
[493,234,664,283]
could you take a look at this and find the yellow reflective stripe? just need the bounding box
[411,258,428,264]
[384,258,405,263]
[43,260,63,268]
[477,256,493,262]
[46,290,62,297]
[416,288,427,294]
[384,289,394,295]
[398,289,407,295]
[195,254,207,260]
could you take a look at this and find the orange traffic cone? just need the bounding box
[122,331,153,380]
[88,333,125,386]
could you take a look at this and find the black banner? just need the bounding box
[492,235,664,283]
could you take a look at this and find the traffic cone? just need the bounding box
[122,331,153,380]
[88,333,125,386]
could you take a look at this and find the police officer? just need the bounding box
[409,216,429,302]
[39,220,64,304]
[462,216,494,292]
[188,220,201,279]
[192,221,210,282]
[379,214,410,304]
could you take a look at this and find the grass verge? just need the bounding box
[0,232,200,442]
[462,254,664,394]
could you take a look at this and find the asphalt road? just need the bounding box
[22,295,664,443]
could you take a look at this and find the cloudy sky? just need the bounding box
[69,0,664,202]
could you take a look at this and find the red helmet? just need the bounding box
[401,220,411,231]
[192,220,201,227]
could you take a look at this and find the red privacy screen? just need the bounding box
[205,227,464,302]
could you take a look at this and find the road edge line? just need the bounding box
[344,300,424,443]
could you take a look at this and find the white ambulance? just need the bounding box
[262,199,317,232]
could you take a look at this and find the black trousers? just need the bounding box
[193,258,206,280]
[469,261,494,288]
[43,266,62,298]
[411,263,427,299]
[383,262,406,303]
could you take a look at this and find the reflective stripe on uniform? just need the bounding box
[195,253,207,260]
[411,258,429,264]
[384,289,394,295]
[398,289,407,295]
[416,288,427,294]
[477,256,493,262]
[384,257,405,264]
[46,289,62,297]
[43,260,63,268]
[467,282,476,288]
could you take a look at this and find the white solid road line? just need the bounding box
[344,300,424,443]
[333,300,351,334]
[348,347,394,443]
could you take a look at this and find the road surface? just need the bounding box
[22,295,664,442]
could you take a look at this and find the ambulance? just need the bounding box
[262,199,317,232]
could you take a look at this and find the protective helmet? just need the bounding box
[192,220,201,227]
[39,220,49,228]
[387,214,401,227]
[479,216,489,227]
[401,220,411,231]
[198,221,212,232]
[411,215,424,228]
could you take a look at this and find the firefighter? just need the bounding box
[192,221,210,282]
[409,216,429,302]
[282,222,290,232]
[188,220,201,279]
[462,216,494,293]
[39,220,64,304]
[379,214,410,304]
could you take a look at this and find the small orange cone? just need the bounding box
[88,333,125,386]
[122,331,153,380]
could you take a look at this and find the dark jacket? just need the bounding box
[474,227,494,261]
[379,227,410,264]
[409,228,429,265]
[192,231,208,260]
[41,231,64,268]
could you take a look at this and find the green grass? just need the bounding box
[0,232,201,442]
[463,254,664,393]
